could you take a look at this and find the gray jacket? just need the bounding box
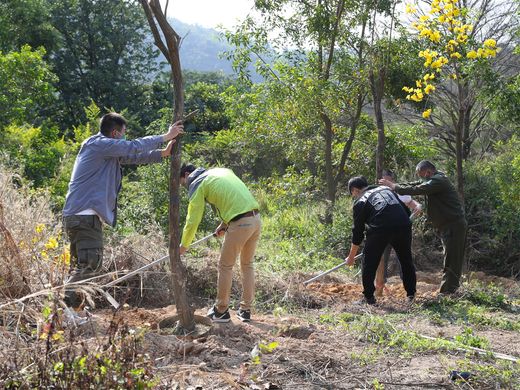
[63,132,163,226]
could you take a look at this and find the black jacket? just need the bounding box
[351,185,411,245]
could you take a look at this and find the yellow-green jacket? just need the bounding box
[181,168,259,247]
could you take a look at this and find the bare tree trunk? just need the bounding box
[369,68,386,180]
[456,84,465,203]
[319,0,345,224]
[321,112,335,224]
[140,0,194,331]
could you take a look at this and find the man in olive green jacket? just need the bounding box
[179,164,261,323]
[379,160,467,294]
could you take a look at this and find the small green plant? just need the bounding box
[372,378,385,390]
[349,348,382,366]
[454,359,520,388]
[454,327,490,349]
[465,281,508,309]
[251,341,279,365]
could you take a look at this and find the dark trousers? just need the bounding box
[362,226,416,299]
[439,219,467,293]
[63,215,104,308]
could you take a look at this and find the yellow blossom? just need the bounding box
[430,30,441,42]
[430,57,448,69]
[457,34,468,43]
[41,250,49,259]
[410,90,424,102]
[405,4,417,14]
[422,109,432,119]
[423,73,435,81]
[416,80,423,88]
[424,84,436,94]
[35,224,45,234]
[60,250,71,265]
[45,237,59,250]
[467,50,478,59]
[484,39,496,48]
[419,15,430,22]
[450,52,462,59]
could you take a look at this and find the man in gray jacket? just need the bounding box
[62,112,183,319]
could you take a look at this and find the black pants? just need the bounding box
[362,226,416,299]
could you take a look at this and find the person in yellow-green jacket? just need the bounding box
[179,164,261,323]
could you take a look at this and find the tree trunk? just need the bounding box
[321,112,335,224]
[369,68,386,180]
[456,84,465,203]
[140,0,194,332]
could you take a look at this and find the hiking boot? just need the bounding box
[207,306,231,323]
[353,296,377,306]
[237,309,251,322]
[407,295,416,304]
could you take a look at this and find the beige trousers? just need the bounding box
[216,214,261,312]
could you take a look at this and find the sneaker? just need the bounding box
[237,309,251,322]
[207,306,231,323]
[353,296,377,306]
[407,295,415,304]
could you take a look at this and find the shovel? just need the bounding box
[103,233,215,309]
[303,253,364,286]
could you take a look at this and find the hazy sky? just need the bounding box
[165,0,256,29]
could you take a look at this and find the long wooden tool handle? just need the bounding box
[303,253,363,286]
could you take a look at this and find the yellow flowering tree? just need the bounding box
[402,0,507,197]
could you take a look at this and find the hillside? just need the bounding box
[155,18,263,82]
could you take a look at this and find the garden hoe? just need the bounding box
[102,233,215,309]
[303,253,364,286]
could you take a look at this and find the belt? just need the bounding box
[230,209,259,222]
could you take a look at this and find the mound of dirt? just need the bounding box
[305,276,439,305]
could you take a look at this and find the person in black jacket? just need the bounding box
[345,176,417,305]
[379,160,467,294]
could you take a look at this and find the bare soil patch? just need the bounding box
[76,270,519,389]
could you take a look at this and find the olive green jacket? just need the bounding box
[394,172,465,229]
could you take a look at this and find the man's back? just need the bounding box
[198,168,258,223]
[395,172,464,228]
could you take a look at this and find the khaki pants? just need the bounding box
[63,215,104,308]
[216,214,261,312]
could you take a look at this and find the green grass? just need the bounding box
[421,281,520,331]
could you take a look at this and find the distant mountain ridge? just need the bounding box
[170,18,234,74]
[153,18,262,82]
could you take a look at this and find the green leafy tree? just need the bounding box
[0,46,57,130]
[48,0,159,129]
[184,82,230,134]
[225,0,377,222]
[0,0,58,53]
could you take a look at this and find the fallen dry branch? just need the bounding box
[418,334,519,363]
